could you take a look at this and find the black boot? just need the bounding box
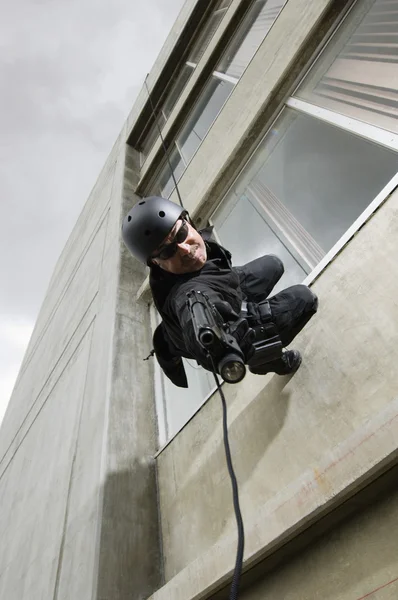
[249,349,302,376]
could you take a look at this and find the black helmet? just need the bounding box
[121,196,185,264]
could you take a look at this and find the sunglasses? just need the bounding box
[152,219,189,261]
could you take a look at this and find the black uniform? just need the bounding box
[150,229,318,387]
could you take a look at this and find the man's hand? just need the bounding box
[213,301,255,362]
[183,295,255,375]
[224,317,256,362]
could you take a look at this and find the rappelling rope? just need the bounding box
[210,359,245,600]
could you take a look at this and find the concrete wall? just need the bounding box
[241,476,398,600]
[0,131,159,599]
[1,0,397,599]
[156,185,398,590]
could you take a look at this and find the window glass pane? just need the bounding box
[150,305,220,445]
[256,109,398,255]
[212,194,307,292]
[296,0,398,133]
[217,0,287,79]
[218,0,232,9]
[139,0,231,159]
[162,359,216,440]
[178,77,234,164]
[151,146,185,199]
[163,64,195,118]
[214,107,398,276]
[188,7,228,64]
[140,112,166,165]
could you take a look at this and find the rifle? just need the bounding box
[186,290,246,384]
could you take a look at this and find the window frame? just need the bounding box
[286,97,398,152]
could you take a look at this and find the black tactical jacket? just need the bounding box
[150,230,243,387]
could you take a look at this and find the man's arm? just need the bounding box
[170,281,254,371]
[153,323,188,388]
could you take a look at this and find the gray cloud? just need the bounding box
[1,0,186,316]
[0,0,186,416]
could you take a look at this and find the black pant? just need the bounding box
[234,255,318,370]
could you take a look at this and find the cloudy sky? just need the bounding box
[0,0,185,423]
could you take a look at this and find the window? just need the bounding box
[217,0,286,79]
[211,0,398,286]
[139,0,233,165]
[162,65,194,119]
[296,0,398,134]
[149,146,185,199]
[211,108,398,279]
[188,1,230,64]
[139,113,166,167]
[178,78,235,163]
[148,0,288,197]
[211,193,308,291]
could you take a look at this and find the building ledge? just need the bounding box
[149,397,398,600]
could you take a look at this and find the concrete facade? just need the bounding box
[1,0,398,599]
[240,470,398,600]
[0,132,157,599]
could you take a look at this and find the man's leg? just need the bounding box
[234,255,284,302]
[249,285,318,375]
[268,284,318,347]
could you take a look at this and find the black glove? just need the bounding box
[213,301,256,362]
[183,299,255,372]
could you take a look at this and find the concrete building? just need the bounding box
[1,0,398,598]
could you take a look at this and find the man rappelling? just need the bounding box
[122,196,318,387]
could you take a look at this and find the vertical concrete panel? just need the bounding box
[0,128,157,600]
[50,137,162,600]
[53,144,124,600]
[93,146,162,599]
[17,151,117,380]
[95,304,159,600]
[0,324,93,600]
[0,216,107,462]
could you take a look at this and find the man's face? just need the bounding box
[150,218,207,274]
